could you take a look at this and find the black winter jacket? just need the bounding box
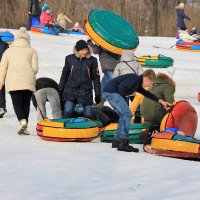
[28,0,41,16]
[59,47,101,105]
[103,74,159,102]
[0,40,9,61]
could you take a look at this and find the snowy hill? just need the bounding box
[0,29,200,200]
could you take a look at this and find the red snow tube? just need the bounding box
[160,101,198,137]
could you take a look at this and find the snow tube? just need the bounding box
[31,25,59,35]
[1,31,14,44]
[36,118,99,142]
[176,40,200,51]
[137,54,174,68]
[160,101,198,137]
[32,16,40,25]
[151,132,200,160]
[85,9,139,55]
[101,123,149,144]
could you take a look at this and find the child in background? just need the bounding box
[40,6,64,32]
[57,11,72,29]
[71,22,84,33]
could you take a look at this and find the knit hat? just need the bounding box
[43,5,50,12]
[75,40,88,51]
[17,27,30,42]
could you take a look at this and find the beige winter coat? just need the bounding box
[0,38,38,92]
[113,52,144,78]
[57,13,72,28]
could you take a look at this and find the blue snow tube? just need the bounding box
[1,31,14,43]
[31,25,59,35]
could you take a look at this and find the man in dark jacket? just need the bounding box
[87,38,120,107]
[28,0,42,30]
[0,35,9,118]
[102,69,171,152]
[176,2,191,39]
[32,77,62,122]
[59,40,101,119]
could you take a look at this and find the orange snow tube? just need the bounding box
[160,101,198,137]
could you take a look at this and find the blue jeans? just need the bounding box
[101,71,113,100]
[64,101,93,118]
[103,92,132,139]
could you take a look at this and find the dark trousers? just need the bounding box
[10,90,33,122]
[0,85,6,108]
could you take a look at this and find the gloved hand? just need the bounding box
[95,95,101,104]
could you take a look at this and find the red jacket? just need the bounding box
[40,12,53,26]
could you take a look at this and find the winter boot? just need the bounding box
[18,119,28,135]
[0,108,6,118]
[117,139,139,152]
[112,140,119,148]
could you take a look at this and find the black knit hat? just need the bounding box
[75,40,88,51]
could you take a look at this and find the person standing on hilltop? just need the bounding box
[176,1,191,39]
[28,0,42,30]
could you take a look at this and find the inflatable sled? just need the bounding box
[31,25,59,35]
[101,123,149,144]
[36,118,100,142]
[198,93,200,102]
[160,101,198,137]
[85,9,139,54]
[151,132,200,160]
[176,40,200,51]
[137,55,174,68]
[1,31,14,44]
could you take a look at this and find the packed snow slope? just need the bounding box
[0,29,200,200]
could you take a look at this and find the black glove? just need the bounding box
[95,95,101,104]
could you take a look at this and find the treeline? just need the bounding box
[0,0,200,36]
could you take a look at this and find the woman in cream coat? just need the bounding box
[0,27,38,135]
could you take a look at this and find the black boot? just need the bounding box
[112,140,119,148]
[117,139,139,152]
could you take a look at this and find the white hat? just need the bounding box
[17,27,30,42]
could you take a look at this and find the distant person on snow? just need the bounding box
[40,6,64,33]
[179,27,200,42]
[28,0,42,30]
[0,27,38,135]
[71,22,85,33]
[175,1,191,39]
[56,11,72,29]
[58,40,101,119]
[0,34,9,118]
[32,77,62,122]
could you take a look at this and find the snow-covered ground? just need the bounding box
[0,29,200,200]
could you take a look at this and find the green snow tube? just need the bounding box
[137,54,174,68]
[101,123,149,144]
[85,9,139,54]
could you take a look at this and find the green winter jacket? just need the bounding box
[141,73,175,127]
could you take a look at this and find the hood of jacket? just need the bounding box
[120,52,135,62]
[73,45,92,59]
[11,38,30,48]
[154,73,176,91]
